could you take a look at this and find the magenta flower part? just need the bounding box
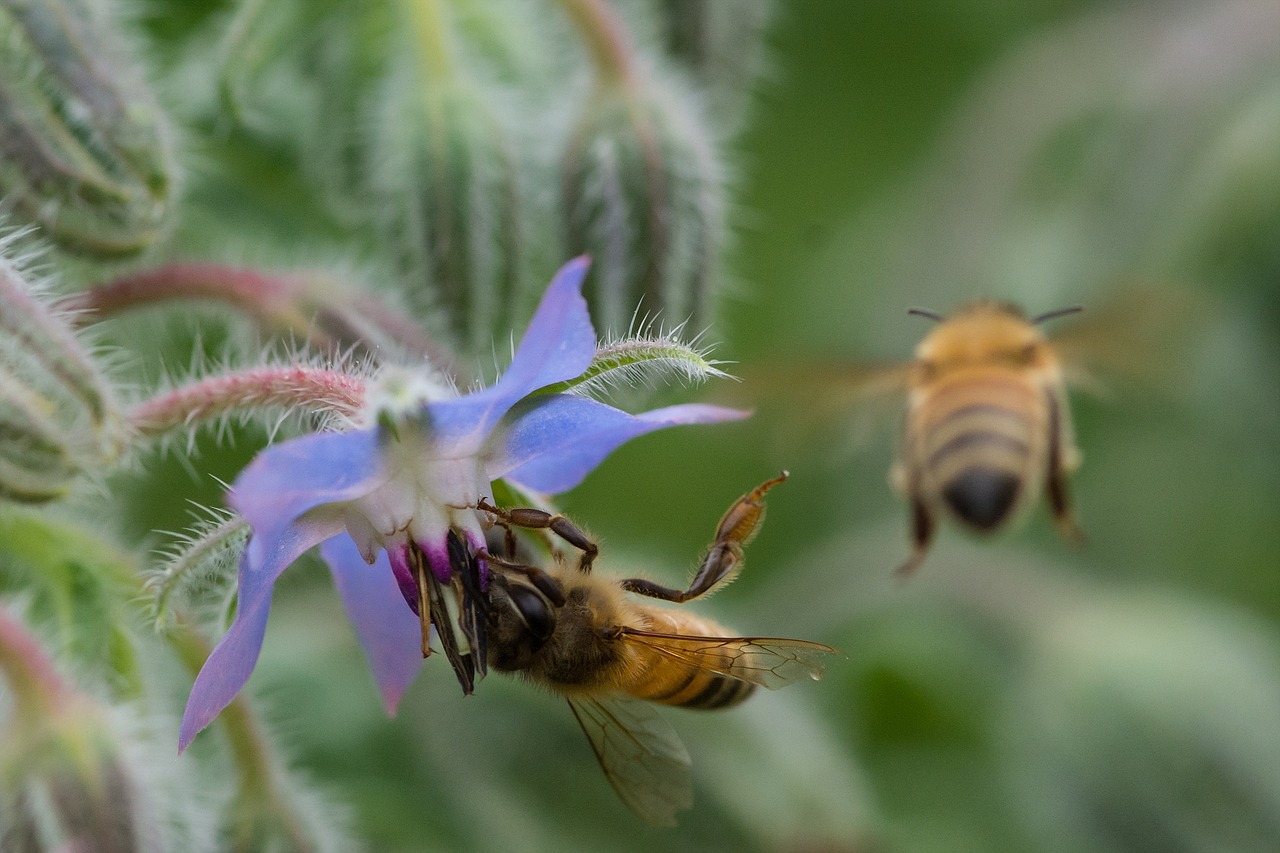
[179,258,748,750]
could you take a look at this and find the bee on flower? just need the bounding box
[180,258,747,750]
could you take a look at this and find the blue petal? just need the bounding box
[179,514,343,750]
[489,396,751,494]
[229,429,387,570]
[424,258,596,449]
[321,535,424,715]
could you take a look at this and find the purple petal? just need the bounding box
[423,258,596,449]
[321,535,424,715]
[179,514,343,750]
[386,544,420,613]
[489,396,751,494]
[419,537,454,584]
[229,429,387,570]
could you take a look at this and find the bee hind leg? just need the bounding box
[1045,396,1086,547]
[1046,461,1086,547]
[895,497,934,580]
[621,472,789,604]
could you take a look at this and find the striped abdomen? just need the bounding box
[623,611,757,711]
[908,370,1051,532]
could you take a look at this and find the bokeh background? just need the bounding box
[4,0,1280,851]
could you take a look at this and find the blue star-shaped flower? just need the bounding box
[180,258,745,749]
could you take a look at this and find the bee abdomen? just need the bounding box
[942,467,1022,530]
[635,666,755,710]
[924,400,1037,532]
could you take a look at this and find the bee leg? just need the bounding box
[1046,396,1086,547]
[1046,456,1086,547]
[621,472,789,604]
[477,499,598,574]
[476,550,568,606]
[503,524,517,559]
[410,545,434,658]
[895,497,933,580]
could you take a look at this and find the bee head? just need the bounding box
[486,574,558,671]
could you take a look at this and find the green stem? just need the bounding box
[402,0,453,82]
[167,623,316,851]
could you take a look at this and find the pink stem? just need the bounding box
[558,0,637,86]
[60,262,303,323]
[129,366,366,437]
[0,605,71,721]
[64,262,459,368]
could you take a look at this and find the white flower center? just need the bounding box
[342,403,491,563]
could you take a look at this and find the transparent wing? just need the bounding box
[619,629,838,690]
[566,694,692,827]
[1050,284,1207,397]
[737,359,911,455]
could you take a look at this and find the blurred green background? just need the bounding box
[562,3,1280,850]
[7,0,1280,851]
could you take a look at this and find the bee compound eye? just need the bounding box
[508,584,556,644]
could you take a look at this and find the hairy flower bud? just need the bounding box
[0,249,124,501]
[0,0,175,256]
[0,706,156,853]
[659,0,774,134]
[561,50,725,335]
[0,608,166,853]
[373,0,529,356]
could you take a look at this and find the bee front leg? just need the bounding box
[477,499,598,574]
[621,472,788,604]
[478,551,568,606]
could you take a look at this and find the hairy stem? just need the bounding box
[65,261,459,366]
[61,263,309,328]
[129,365,366,437]
[167,623,316,852]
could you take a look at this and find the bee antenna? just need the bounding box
[907,308,944,323]
[1031,306,1084,325]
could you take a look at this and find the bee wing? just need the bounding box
[738,359,911,455]
[1050,284,1207,397]
[620,629,838,690]
[566,695,692,826]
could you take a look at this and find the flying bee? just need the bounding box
[474,473,836,825]
[893,301,1085,577]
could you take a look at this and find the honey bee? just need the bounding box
[894,301,1085,577]
[474,473,836,825]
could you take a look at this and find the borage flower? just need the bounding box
[180,258,746,749]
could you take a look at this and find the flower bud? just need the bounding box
[1,704,157,853]
[998,592,1280,851]
[0,609,167,853]
[0,0,175,257]
[561,63,725,335]
[372,50,528,356]
[659,0,774,134]
[0,250,124,501]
